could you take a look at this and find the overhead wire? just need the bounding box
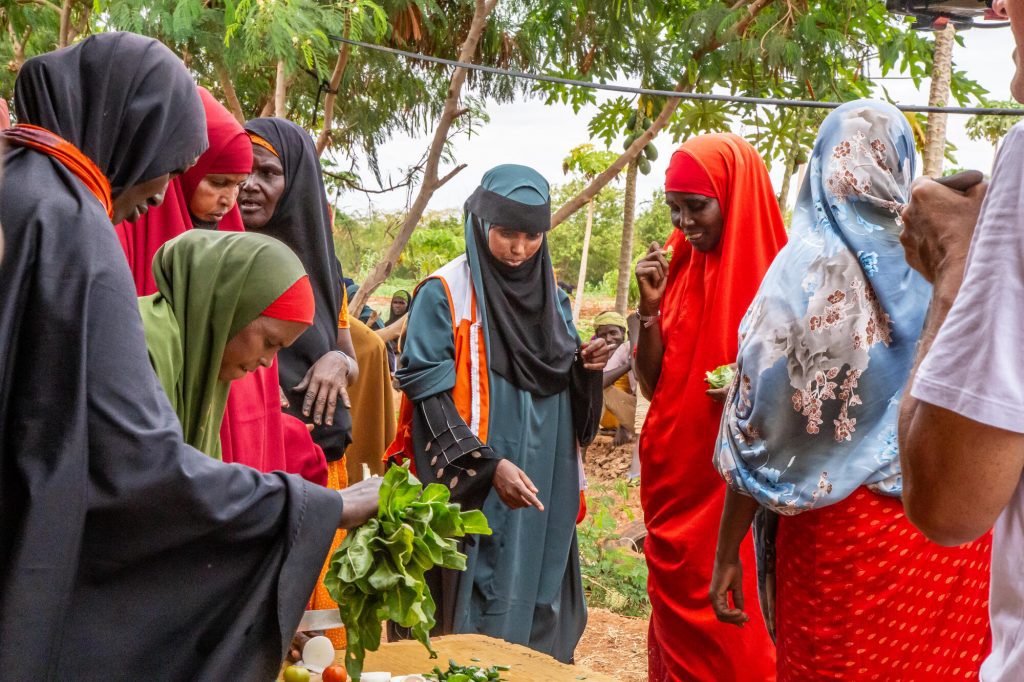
[328,34,1024,116]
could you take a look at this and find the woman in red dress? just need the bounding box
[634,133,786,681]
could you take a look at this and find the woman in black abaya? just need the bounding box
[0,32,378,680]
[240,117,358,462]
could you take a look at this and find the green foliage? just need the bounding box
[966,99,1024,148]
[403,212,466,279]
[548,180,627,288]
[577,480,650,618]
[563,143,620,179]
[333,208,463,283]
[324,464,492,681]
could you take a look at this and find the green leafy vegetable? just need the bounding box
[426,659,510,681]
[324,464,492,681]
[705,364,736,390]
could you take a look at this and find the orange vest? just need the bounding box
[385,255,489,469]
[384,256,588,523]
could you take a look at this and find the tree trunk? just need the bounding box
[615,160,639,314]
[316,26,353,156]
[923,24,955,177]
[351,0,499,312]
[573,198,597,322]
[550,0,774,228]
[274,60,289,119]
[59,0,74,48]
[776,110,805,212]
[214,59,246,124]
[7,24,31,71]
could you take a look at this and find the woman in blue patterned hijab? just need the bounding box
[709,100,992,679]
[716,99,926,510]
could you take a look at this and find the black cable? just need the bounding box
[328,34,1024,117]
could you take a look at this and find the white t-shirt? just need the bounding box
[912,123,1024,681]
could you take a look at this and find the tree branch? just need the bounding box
[316,28,353,156]
[438,163,468,187]
[23,0,62,14]
[351,0,498,311]
[551,0,773,227]
[213,58,246,124]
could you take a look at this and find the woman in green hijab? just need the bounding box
[140,230,316,459]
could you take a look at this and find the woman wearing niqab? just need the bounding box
[0,33,368,680]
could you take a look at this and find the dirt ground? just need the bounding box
[577,435,650,679]
[576,607,649,679]
[584,433,635,485]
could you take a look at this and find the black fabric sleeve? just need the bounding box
[570,352,604,446]
[410,392,501,510]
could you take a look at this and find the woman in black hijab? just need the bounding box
[389,164,608,661]
[240,117,357,461]
[0,33,379,680]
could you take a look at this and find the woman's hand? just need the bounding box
[706,385,730,403]
[710,555,750,627]
[338,476,383,529]
[580,337,611,371]
[493,459,544,511]
[635,241,670,314]
[293,351,353,426]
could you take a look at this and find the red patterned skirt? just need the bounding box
[775,488,991,681]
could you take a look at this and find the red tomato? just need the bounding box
[322,664,347,682]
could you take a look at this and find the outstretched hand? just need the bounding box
[493,459,544,511]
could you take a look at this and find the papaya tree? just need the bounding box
[535,0,987,228]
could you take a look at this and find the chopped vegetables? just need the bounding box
[426,659,510,681]
[324,464,492,681]
[705,364,736,390]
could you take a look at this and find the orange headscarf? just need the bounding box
[639,133,786,680]
[1,124,113,218]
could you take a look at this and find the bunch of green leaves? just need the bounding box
[324,464,492,681]
[426,658,510,681]
[577,482,650,618]
[705,364,736,389]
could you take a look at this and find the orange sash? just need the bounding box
[2,123,113,218]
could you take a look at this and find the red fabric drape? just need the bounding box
[640,133,786,681]
[112,88,325,483]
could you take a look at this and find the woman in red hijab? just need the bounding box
[113,87,326,484]
[634,134,786,681]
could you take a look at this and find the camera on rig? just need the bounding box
[886,0,1010,30]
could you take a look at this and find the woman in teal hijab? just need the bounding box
[140,230,316,458]
[390,164,610,662]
